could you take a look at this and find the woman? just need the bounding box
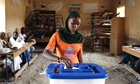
[43,11,83,68]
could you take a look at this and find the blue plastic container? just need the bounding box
[46,63,108,84]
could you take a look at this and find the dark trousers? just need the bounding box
[20,50,30,66]
[136,59,140,74]
[24,50,30,62]
[122,53,139,69]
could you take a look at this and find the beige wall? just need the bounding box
[35,0,112,36]
[125,0,140,43]
[5,0,112,37]
[6,0,140,44]
[5,0,33,36]
[112,0,140,44]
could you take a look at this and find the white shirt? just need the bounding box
[19,33,26,41]
[0,38,22,72]
[9,36,25,49]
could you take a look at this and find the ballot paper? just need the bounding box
[2,48,11,53]
[133,47,140,51]
[64,65,79,69]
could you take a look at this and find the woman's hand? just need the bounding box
[43,49,73,68]
[59,57,73,68]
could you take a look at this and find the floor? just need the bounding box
[0,46,140,84]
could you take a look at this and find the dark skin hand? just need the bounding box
[43,49,73,68]
[59,57,73,68]
[11,47,18,50]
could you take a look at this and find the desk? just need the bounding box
[0,41,37,81]
[122,46,140,58]
[122,46,140,78]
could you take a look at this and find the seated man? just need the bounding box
[19,27,30,42]
[120,53,140,82]
[19,27,35,53]
[0,32,22,72]
[119,53,139,70]
[136,59,140,73]
[9,31,31,65]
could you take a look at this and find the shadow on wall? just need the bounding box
[125,37,140,45]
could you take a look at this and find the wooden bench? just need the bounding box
[0,41,37,81]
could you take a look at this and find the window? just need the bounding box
[117,6,125,17]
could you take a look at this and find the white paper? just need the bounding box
[2,48,11,53]
[64,65,79,69]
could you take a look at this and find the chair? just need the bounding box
[84,36,100,52]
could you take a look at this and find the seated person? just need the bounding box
[9,31,31,65]
[19,27,30,42]
[19,27,35,52]
[136,59,140,73]
[0,32,22,72]
[119,53,139,70]
[121,54,140,82]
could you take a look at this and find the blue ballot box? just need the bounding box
[46,63,108,84]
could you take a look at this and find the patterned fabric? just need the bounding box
[46,32,83,63]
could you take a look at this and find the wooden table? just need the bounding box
[122,46,140,58]
[0,41,37,81]
[122,46,140,78]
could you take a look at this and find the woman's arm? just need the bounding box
[77,54,83,63]
[43,48,59,62]
[43,48,73,68]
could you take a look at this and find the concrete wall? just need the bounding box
[5,0,140,44]
[5,0,34,36]
[34,0,113,37]
[112,0,140,44]
[5,0,112,37]
[125,0,140,44]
